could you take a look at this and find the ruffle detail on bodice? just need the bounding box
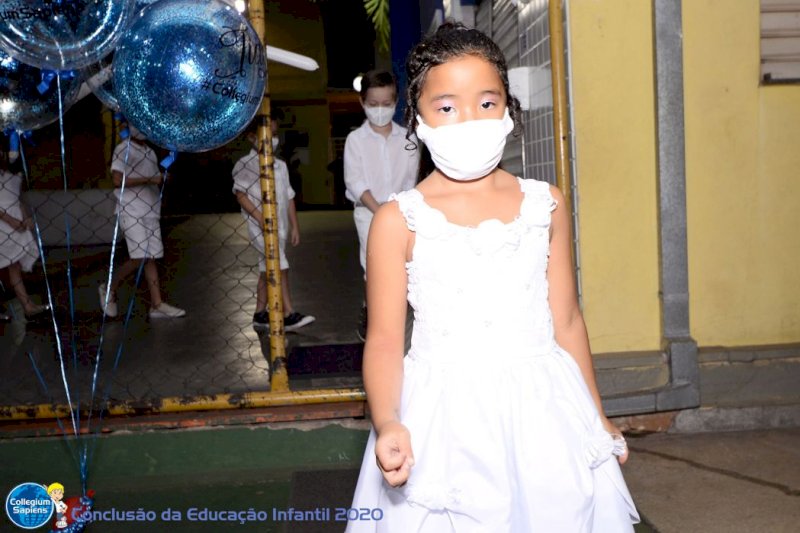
[389,178,556,256]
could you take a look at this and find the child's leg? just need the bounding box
[280,268,293,316]
[109,258,141,293]
[143,259,162,308]
[256,271,267,313]
[7,261,35,313]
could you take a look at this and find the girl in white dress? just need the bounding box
[0,155,46,320]
[346,23,639,532]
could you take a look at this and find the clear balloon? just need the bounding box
[85,56,118,112]
[0,0,135,72]
[0,50,82,132]
[84,0,165,112]
[113,0,266,152]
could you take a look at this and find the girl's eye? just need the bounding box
[438,105,454,114]
[481,101,496,109]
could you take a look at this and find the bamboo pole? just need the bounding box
[548,0,573,229]
[248,0,289,392]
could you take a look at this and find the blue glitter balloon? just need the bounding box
[113,0,266,152]
[0,0,136,71]
[0,49,82,132]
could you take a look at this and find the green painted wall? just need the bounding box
[0,424,370,532]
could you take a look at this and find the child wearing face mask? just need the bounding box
[346,23,639,532]
[98,125,185,319]
[232,114,314,333]
[343,69,419,340]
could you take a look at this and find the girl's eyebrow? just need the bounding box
[429,89,502,101]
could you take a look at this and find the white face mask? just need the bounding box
[364,104,396,127]
[415,109,514,181]
[271,137,279,150]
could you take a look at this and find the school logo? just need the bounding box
[5,482,54,529]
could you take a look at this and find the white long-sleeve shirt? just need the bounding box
[343,121,419,205]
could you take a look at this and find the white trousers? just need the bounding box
[353,205,373,275]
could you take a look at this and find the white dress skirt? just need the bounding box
[346,179,639,532]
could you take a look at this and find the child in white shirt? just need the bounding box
[232,117,314,332]
[98,126,185,319]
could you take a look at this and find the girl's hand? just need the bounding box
[602,416,629,465]
[374,421,415,487]
[23,217,34,231]
[290,226,300,246]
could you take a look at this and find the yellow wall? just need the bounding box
[683,0,800,346]
[265,1,328,99]
[569,0,800,352]
[265,1,332,204]
[568,1,662,353]
[276,103,333,204]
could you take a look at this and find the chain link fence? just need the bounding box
[0,100,366,421]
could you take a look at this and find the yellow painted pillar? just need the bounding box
[549,0,573,239]
[248,0,289,392]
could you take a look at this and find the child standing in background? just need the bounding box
[232,115,315,332]
[99,125,186,319]
[344,69,419,340]
[347,23,639,532]
[0,153,47,321]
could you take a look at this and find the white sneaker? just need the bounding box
[98,283,118,318]
[149,302,186,319]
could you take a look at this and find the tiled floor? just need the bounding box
[0,211,365,409]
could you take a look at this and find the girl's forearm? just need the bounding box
[362,339,404,433]
[556,316,606,418]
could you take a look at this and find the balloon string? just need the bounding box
[25,350,82,475]
[18,140,80,442]
[57,74,81,421]
[82,137,134,471]
[57,74,88,491]
[87,158,173,470]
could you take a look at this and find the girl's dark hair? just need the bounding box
[359,69,397,101]
[404,21,522,180]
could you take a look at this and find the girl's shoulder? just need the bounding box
[384,187,424,230]
[372,198,415,240]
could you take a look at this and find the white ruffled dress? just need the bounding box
[347,178,639,532]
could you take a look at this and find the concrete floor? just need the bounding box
[0,211,365,409]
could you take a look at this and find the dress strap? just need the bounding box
[519,177,558,213]
[389,189,424,232]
